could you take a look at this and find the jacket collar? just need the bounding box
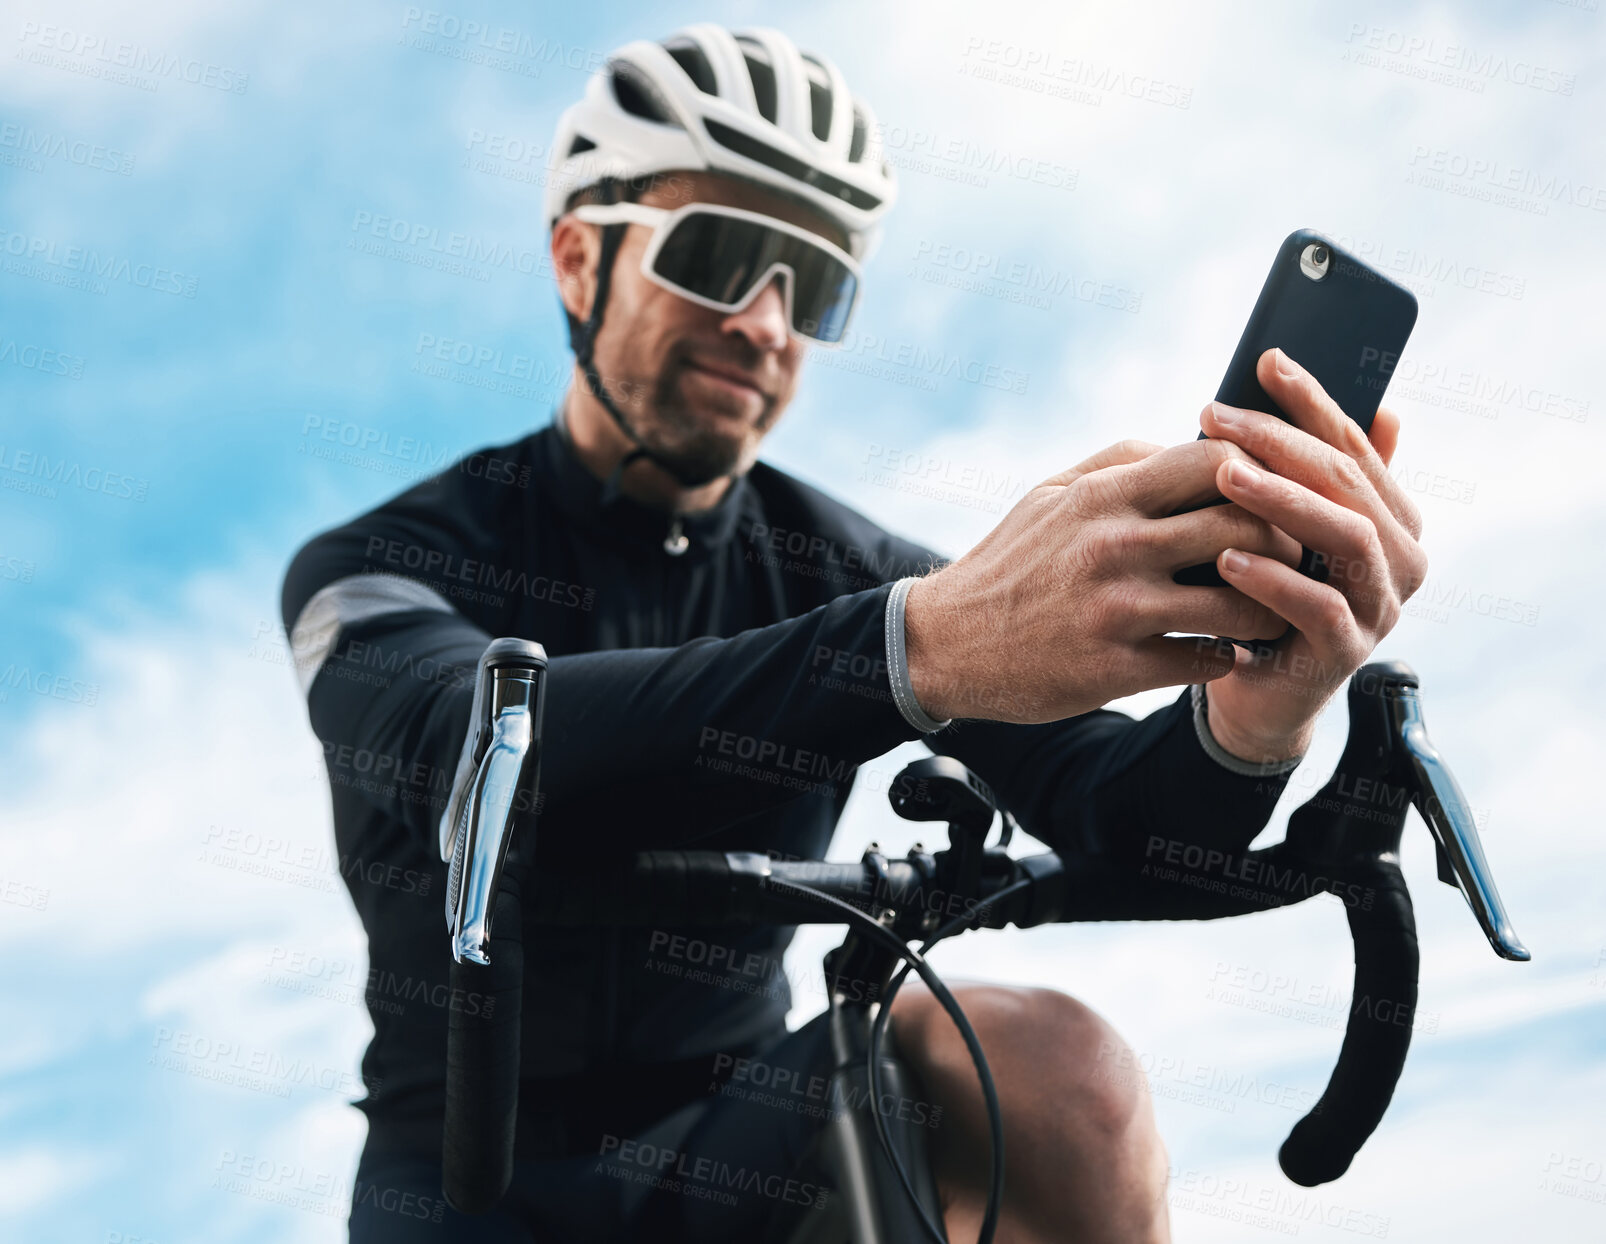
[535,410,755,559]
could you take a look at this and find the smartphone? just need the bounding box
[1174,228,1418,589]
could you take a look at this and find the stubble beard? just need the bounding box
[605,344,778,488]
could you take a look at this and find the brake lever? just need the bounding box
[1386,676,1529,961]
[1285,661,1528,962]
[439,638,547,965]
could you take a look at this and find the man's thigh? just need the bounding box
[349,1017,838,1244]
[629,1011,837,1241]
[348,1154,530,1242]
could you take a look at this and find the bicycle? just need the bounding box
[435,642,1528,1242]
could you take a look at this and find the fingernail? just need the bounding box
[1209,402,1240,426]
[1225,459,1260,488]
[1221,548,1250,574]
[1273,347,1298,378]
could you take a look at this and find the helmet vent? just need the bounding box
[848,106,868,163]
[802,56,833,142]
[735,38,779,125]
[568,135,597,156]
[663,38,718,96]
[610,63,678,126]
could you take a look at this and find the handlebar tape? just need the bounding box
[1278,865,1418,1186]
[441,879,524,1215]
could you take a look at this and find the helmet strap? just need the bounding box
[564,177,720,492]
[565,178,744,493]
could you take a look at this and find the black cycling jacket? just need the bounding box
[280,415,1297,1159]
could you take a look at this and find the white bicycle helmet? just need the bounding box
[545,24,896,261]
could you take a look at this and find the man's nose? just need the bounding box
[722,274,790,352]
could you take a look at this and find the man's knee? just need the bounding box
[1019,987,1154,1143]
[894,984,1171,1239]
[898,984,1155,1143]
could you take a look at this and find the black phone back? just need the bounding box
[1175,229,1417,590]
[1214,228,1417,435]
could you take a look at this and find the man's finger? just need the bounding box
[1256,349,1423,539]
[1202,403,1414,555]
[1115,435,1260,516]
[1150,501,1303,572]
[1217,548,1362,660]
[1140,584,1291,643]
[1214,455,1391,605]
[1369,406,1401,466]
[1126,633,1239,690]
[1041,438,1164,489]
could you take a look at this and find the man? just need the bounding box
[282,23,1426,1243]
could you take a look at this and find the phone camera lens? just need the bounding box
[1299,242,1331,281]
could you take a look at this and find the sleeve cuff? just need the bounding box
[1189,684,1303,777]
[885,577,952,734]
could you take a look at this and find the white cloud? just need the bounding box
[0,556,369,1239]
[0,1145,100,1215]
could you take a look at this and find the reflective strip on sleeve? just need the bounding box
[885,576,951,734]
[1189,683,1303,777]
[288,573,455,696]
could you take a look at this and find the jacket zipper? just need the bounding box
[606,515,687,1062]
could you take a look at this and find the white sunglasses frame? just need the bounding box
[568,201,862,347]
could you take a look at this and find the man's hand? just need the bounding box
[1197,347,1428,763]
[904,436,1303,724]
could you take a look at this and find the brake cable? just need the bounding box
[769,878,1008,1244]
[867,876,1035,1244]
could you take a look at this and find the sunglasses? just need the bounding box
[569,201,861,346]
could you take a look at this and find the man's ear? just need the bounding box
[550,217,597,322]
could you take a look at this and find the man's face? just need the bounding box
[569,170,851,487]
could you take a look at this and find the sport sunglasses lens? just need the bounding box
[650,212,858,344]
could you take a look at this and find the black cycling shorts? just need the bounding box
[350,1014,836,1243]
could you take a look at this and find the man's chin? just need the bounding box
[634,369,775,485]
[640,411,748,486]
[665,434,750,486]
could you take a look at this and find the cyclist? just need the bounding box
[282,23,1427,1244]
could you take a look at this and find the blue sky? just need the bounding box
[4,0,1605,1240]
